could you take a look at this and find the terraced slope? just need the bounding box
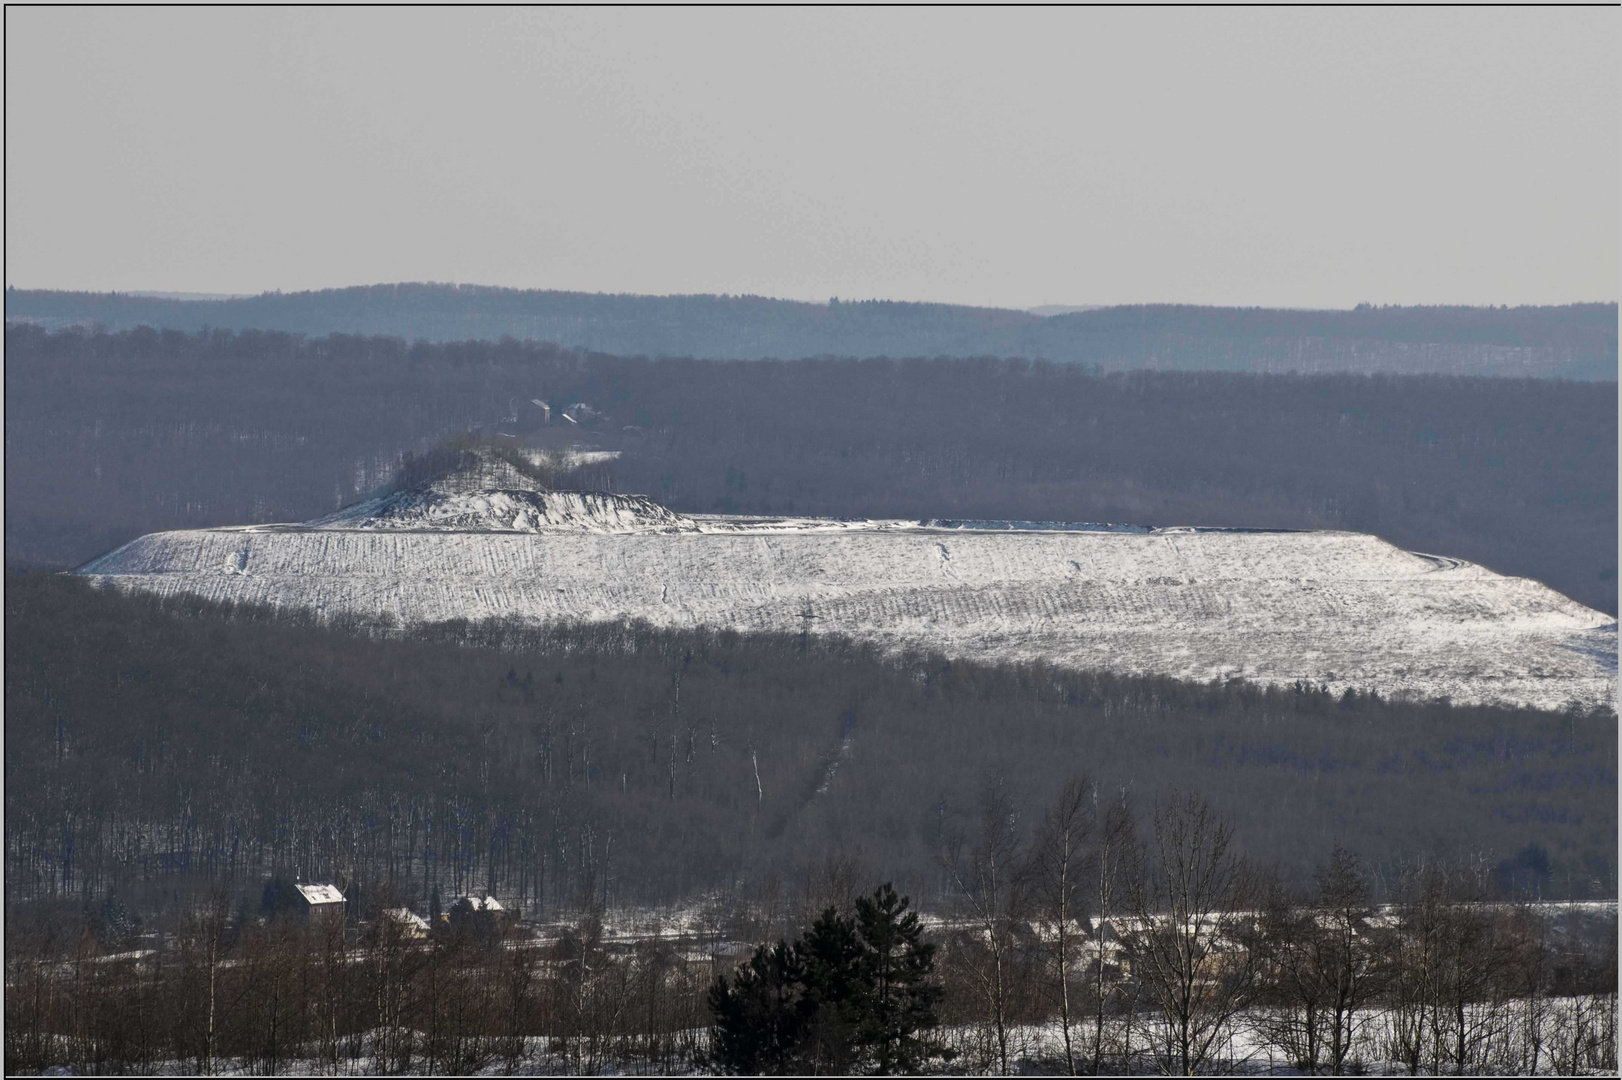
[77,492,1617,710]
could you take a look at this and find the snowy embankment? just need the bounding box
[77,490,1618,711]
[306,487,693,533]
[70,993,1622,1077]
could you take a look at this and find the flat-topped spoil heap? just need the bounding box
[308,488,695,534]
[304,443,696,534]
[78,487,1616,711]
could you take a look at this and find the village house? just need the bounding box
[294,882,346,924]
[448,894,506,932]
[519,398,551,431]
[380,907,430,939]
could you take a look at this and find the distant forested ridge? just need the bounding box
[7,324,1615,614]
[7,284,1615,378]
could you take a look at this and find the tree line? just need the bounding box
[7,324,1616,613]
[7,285,1615,378]
[921,782,1616,1076]
[7,786,1616,1075]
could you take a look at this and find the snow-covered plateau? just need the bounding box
[77,488,1618,711]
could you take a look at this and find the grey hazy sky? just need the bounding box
[6,7,1617,308]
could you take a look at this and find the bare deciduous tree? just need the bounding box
[1127,791,1259,1076]
[1029,774,1092,1075]
[939,773,1028,1075]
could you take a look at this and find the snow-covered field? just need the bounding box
[77,490,1618,711]
[50,995,1622,1077]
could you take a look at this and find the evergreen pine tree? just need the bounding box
[709,884,948,1075]
[801,906,869,1073]
[856,883,951,1075]
[709,939,808,1075]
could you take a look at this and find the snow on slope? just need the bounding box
[77,492,1617,711]
[306,488,693,533]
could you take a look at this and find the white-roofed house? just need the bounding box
[448,894,507,933]
[294,882,347,924]
[381,907,430,939]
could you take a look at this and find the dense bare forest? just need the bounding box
[7,325,1616,613]
[8,569,1614,918]
[7,286,1615,379]
[6,570,1617,1073]
[7,706,1616,1077]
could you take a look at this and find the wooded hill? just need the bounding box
[7,285,1615,378]
[7,569,1615,918]
[7,325,1616,613]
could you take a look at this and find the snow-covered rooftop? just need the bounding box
[382,907,429,930]
[296,883,345,906]
[454,895,504,913]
